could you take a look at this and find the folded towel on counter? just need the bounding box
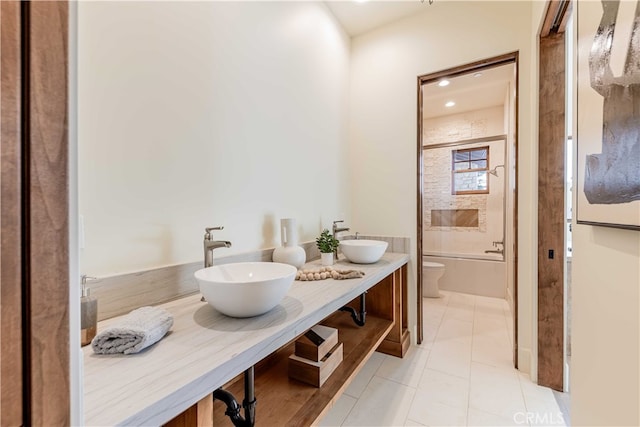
[91,306,174,355]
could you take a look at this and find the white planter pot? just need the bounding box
[321,252,334,266]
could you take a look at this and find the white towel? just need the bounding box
[91,306,174,355]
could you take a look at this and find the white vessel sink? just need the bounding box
[195,262,297,318]
[340,240,388,264]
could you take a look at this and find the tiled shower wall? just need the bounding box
[423,106,506,256]
[423,106,504,145]
[424,147,488,233]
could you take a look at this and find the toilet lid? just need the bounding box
[423,261,445,268]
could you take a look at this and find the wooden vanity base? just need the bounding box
[164,393,213,427]
[171,262,409,427]
[376,265,411,358]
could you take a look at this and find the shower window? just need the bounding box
[451,146,489,195]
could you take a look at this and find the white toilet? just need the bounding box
[423,261,445,298]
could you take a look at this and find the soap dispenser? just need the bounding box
[81,275,98,346]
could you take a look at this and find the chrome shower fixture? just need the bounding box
[489,164,505,177]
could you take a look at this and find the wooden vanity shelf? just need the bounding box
[164,262,409,427]
[212,312,393,426]
[210,263,408,427]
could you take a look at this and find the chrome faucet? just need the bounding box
[204,226,232,268]
[332,220,350,260]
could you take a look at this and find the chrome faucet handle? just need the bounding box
[205,226,224,239]
[81,275,98,285]
[355,232,360,240]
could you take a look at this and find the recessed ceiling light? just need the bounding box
[438,79,450,87]
[473,72,482,78]
[445,101,456,108]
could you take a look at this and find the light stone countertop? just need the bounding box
[82,252,410,426]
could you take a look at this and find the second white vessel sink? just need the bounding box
[340,239,388,264]
[195,262,297,318]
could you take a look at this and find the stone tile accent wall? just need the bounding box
[425,118,488,144]
[422,106,507,256]
[423,106,504,146]
[340,235,410,254]
[424,145,488,233]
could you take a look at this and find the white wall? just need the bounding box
[571,2,640,424]
[571,227,639,426]
[78,2,350,276]
[348,0,538,372]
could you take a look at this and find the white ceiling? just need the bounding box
[325,0,434,37]
[422,64,515,119]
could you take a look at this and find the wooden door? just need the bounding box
[1,1,24,424]
[1,2,70,424]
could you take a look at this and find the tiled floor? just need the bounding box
[318,291,567,427]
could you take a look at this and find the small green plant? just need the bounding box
[316,229,339,254]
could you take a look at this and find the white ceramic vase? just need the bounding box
[320,252,334,266]
[272,218,306,269]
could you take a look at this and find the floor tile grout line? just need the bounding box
[338,395,355,427]
[400,375,420,427]
[466,294,478,426]
[422,295,448,365]
[371,372,421,389]
[420,364,470,381]
[342,355,384,402]
[340,362,382,427]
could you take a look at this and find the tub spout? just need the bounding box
[484,248,504,255]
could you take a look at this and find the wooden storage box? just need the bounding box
[289,342,343,388]
[295,325,339,362]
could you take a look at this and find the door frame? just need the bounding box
[537,0,572,391]
[415,53,519,366]
[0,1,71,423]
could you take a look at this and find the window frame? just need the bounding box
[451,146,490,195]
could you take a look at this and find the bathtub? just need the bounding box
[424,251,506,298]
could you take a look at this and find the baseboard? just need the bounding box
[518,347,532,376]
